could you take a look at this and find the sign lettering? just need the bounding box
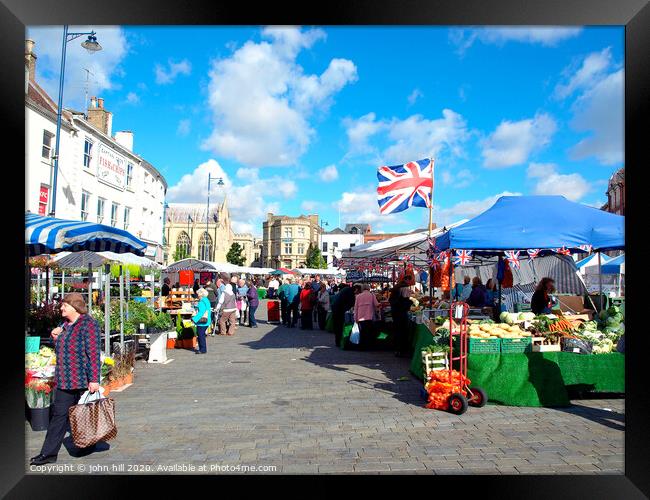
[97,143,127,190]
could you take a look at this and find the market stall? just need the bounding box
[410,195,625,407]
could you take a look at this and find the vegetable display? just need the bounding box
[424,369,470,411]
[468,322,531,339]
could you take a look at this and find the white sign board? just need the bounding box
[97,143,126,190]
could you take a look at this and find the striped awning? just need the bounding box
[25,212,147,256]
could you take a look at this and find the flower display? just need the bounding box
[25,376,54,408]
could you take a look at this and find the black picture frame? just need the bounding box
[3,0,648,495]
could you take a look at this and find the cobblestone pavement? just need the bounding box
[25,302,625,475]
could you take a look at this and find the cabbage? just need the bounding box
[599,310,608,321]
[606,316,620,328]
[500,312,509,322]
[607,306,620,316]
[520,312,535,321]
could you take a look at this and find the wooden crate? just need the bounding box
[422,352,448,379]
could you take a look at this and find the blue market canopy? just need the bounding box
[601,254,625,274]
[434,196,624,253]
[26,212,147,256]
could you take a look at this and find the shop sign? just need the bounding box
[38,185,49,215]
[97,143,126,190]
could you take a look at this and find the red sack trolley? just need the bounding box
[267,300,280,323]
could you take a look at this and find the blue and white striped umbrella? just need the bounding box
[25,212,147,256]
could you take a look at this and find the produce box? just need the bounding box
[454,336,501,354]
[501,337,532,353]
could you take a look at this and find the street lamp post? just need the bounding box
[49,26,102,217]
[320,219,329,267]
[206,173,224,261]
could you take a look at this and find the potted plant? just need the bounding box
[174,314,197,349]
[27,303,62,338]
[25,374,54,431]
[103,349,135,395]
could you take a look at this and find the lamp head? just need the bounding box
[217,178,225,186]
[81,34,102,53]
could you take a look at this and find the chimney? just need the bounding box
[87,96,113,136]
[25,39,37,81]
[114,131,134,151]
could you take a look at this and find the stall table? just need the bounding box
[409,324,624,407]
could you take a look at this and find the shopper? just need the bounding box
[317,283,331,330]
[30,293,101,466]
[353,285,380,350]
[485,278,497,306]
[299,282,315,330]
[192,288,211,354]
[285,277,301,328]
[246,279,259,328]
[389,280,413,357]
[460,276,472,302]
[216,284,238,336]
[531,278,556,315]
[278,279,290,326]
[331,284,356,347]
[192,279,200,298]
[161,277,171,297]
[267,276,279,299]
[236,278,249,326]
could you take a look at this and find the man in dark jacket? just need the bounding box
[467,277,488,307]
[246,280,260,328]
[331,284,356,347]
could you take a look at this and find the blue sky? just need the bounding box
[27,26,624,237]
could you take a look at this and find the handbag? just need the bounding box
[68,391,117,448]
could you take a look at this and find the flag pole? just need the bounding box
[428,157,434,305]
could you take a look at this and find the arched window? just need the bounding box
[176,231,191,259]
[198,232,213,261]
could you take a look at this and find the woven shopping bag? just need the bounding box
[68,392,117,448]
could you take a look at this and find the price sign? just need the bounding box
[454,305,464,319]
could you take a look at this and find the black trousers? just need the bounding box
[40,388,85,457]
[393,312,410,355]
[358,320,375,350]
[317,306,328,330]
[288,301,300,327]
[332,308,345,347]
[300,309,313,330]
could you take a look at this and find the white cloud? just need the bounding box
[333,187,405,230]
[344,109,470,165]
[527,163,591,201]
[450,27,582,54]
[154,59,192,85]
[569,70,624,166]
[125,92,139,105]
[301,200,319,211]
[177,119,191,137]
[166,159,297,237]
[441,168,475,188]
[481,113,557,168]
[201,27,357,167]
[554,47,613,100]
[27,26,129,111]
[318,164,339,182]
[433,191,522,225]
[408,88,423,105]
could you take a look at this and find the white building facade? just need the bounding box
[321,228,364,267]
[25,40,167,262]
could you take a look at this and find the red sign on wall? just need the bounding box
[39,185,49,204]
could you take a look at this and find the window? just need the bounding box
[322,242,328,253]
[123,207,131,230]
[297,243,305,255]
[284,227,292,238]
[333,242,339,248]
[176,232,191,258]
[284,243,292,254]
[111,202,119,227]
[198,232,213,261]
[97,198,105,223]
[298,227,305,237]
[42,130,54,160]
[126,163,133,187]
[350,243,356,248]
[350,227,358,234]
[80,191,90,221]
[83,138,93,168]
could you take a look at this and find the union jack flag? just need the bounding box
[398,253,412,262]
[504,250,521,269]
[435,251,450,266]
[578,244,593,253]
[526,249,540,260]
[377,158,433,215]
[453,249,473,266]
[555,247,571,256]
[332,256,340,268]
